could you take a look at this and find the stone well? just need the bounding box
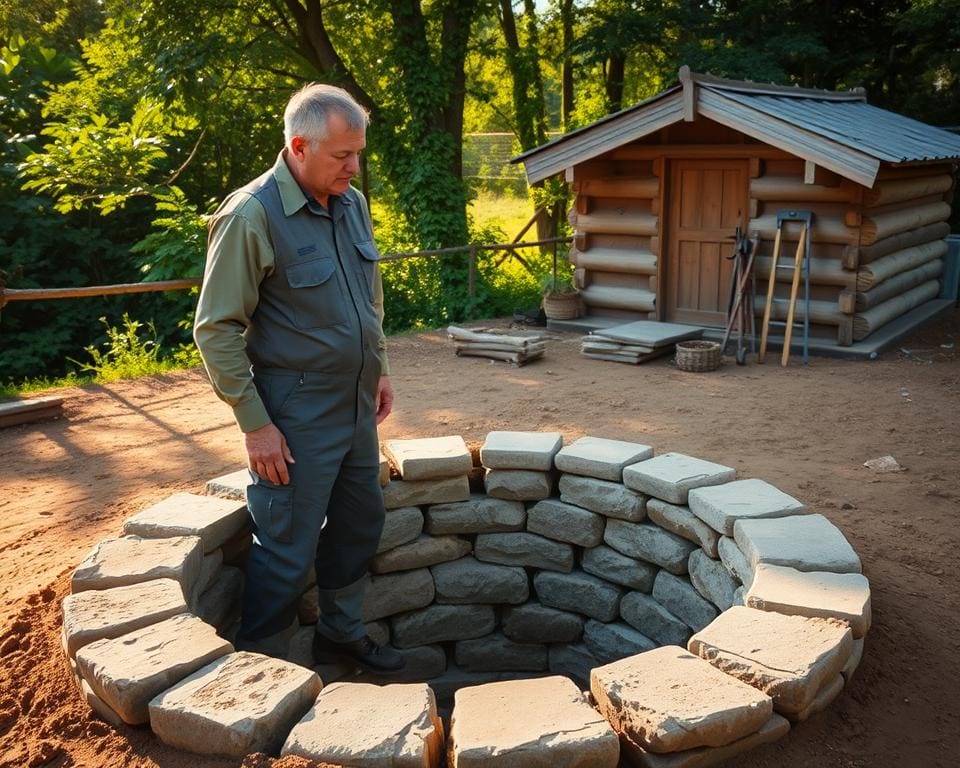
[61,432,871,767]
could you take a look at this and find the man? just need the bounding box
[194,83,403,672]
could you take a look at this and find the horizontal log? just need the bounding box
[855,259,943,311]
[858,221,951,263]
[574,211,658,237]
[748,214,857,245]
[580,285,656,312]
[859,201,951,246]
[455,342,547,355]
[754,255,856,288]
[853,280,941,340]
[752,296,844,326]
[571,247,657,275]
[577,177,659,199]
[862,174,953,207]
[447,326,542,347]
[856,239,947,290]
[876,163,954,180]
[749,176,856,203]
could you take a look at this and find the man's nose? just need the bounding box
[345,154,360,174]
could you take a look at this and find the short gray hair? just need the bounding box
[283,83,369,146]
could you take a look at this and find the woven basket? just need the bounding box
[675,340,721,372]
[542,292,580,320]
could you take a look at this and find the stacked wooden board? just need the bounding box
[581,321,703,364]
[447,326,546,366]
[0,396,65,428]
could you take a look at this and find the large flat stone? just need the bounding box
[652,571,718,632]
[383,475,471,509]
[620,592,691,647]
[717,536,753,587]
[554,436,654,482]
[623,454,736,505]
[604,520,697,575]
[424,495,525,534]
[484,469,553,501]
[479,431,563,471]
[526,498,605,547]
[558,475,646,521]
[383,435,473,480]
[62,578,187,658]
[687,550,739,611]
[583,619,656,664]
[149,651,322,757]
[71,535,203,595]
[688,606,853,716]
[593,321,703,346]
[581,545,657,592]
[455,632,548,672]
[204,469,248,500]
[745,563,872,637]
[474,532,574,572]
[282,682,443,767]
[534,571,623,622]
[363,568,436,622]
[647,499,720,558]
[501,602,584,644]
[75,613,233,724]
[591,646,773,754]
[378,506,425,553]
[391,604,497,648]
[842,638,865,682]
[370,534,472,574]
[734,514,862,574]
[432,556,529,605]
[789,674,844,723]
[448,676,620,768]
[688,479,806,536]
[123,492,248,553]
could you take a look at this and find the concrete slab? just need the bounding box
[479,430,563,470]
[689,479,806,536]
[624,453,736,505]
[554,436,654,482]
[383,435,473,480]
[123,493,248,553]
[734,514,862,574]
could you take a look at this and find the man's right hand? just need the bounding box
[245,422,295,485]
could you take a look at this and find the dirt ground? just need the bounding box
[1,309,958,768]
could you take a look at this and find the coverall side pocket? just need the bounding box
[246,482,295,544]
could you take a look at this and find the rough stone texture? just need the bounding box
[734,514,862,574]
[484,469,553,501]
[479,431,563,471]
[534,571,623,622]
[647,499,720,558]
[557,475,647,522]
[191,549,224,605]
[281,682,444,767]
[424,496,525,535]
[501,603,584,644]
[383,435,473,480]
[431,556,529,605]
[371,534,472,574]
[378,506,425,553]
[148,652,322,758]
[548,643,600,687]
[357,644,448,685]
[623,454,736,505]
[448,676,620,768]
[688,606,853,715]
[688,479,807,536]
[581,545,657,592]
[204,469,248,500]
[286,627,355,685]
[363,568,436,622]
[72,535,203,595]
[620,592,691,648]
[123,492,248,553]
[591,646,773,754]
[526,499,606,547]
[745,563,872,638]
[604,520,697,575]
[652,571,718,632]
[687,550,739,611]
[194,565,243,631]
[842,638,865,683]
[80,678,125,727]
[789,674,844,723]
[618,713,790,768]
[455,632,548,672]
[583,619,657,664]
[717,536,753,587]
[383,475,471,509]
[75,613,233,725]
[391,604,497,648]
[474,532,574,573]
[554,436,654,482]
[62,578,187,658]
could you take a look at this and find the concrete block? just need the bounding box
[620,592,691,647]
[80,678,125,728]
[425,495,525,535]
[647,499,720,558]
[370,534,472,574]
[548,642,601,688]
[527,498,606,547]
[558,474,647,522]
[363,568,435,622]
[383,475,471,509]
[474,532,574,572]
[378,506,424,553]
[652,571,718,632]
[687,550,739,611]
[688,479,806,536]
[717,536,753,587]
[554,436,654,482]
[123,492,248,553]
[534,571,623,622]
[501,602,584,644]
[623,454,736,505]
[479,430,563,470]
[484,469,553,501]
[432,556,529,605]
[204,469,248,500]
[604,520,697,575]
[581,545,657,592]
[583,619,656,664]
[195,565,243,631]
[383,435,473,480]
[734,514,862,574]
[391,604,496,648]
[72,535,203,596]
[455,632,548,672]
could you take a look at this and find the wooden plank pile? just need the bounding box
[447,326,546,366]
[580,321,703,365]
[0,396,65,428]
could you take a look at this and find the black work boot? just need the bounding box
[312,633,406,673]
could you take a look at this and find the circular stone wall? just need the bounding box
[60,431,871,765]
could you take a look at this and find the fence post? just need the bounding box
[468,244,477,308]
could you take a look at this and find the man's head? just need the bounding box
[283,83,369,206]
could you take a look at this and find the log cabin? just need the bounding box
[513,67,960,349]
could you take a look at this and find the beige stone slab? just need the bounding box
[745,563,872,638]
[383,475,471,509]
[623,454,736,505]
[554,436,654,482]
[75,613,233,724]
[787,674,844,723]
[842,637,865,683]
[480,431,563,471]
[688,479,806,536]
[149,651,322,757]
[124,492,248,553]
[62,578,187,658]
[688,606,853,715]
[384,435,473,480]
[204,468,248,500]
[282,682,444,767]
[71,535,204,595]
[449,676,620,768]
[80,678,125,728]
[591,646,773,754]
[734,514,862,574]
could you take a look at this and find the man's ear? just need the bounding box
[289,136,308,160]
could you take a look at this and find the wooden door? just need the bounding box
[664,159,748,326]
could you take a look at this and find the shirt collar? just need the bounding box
[273,150,353,219]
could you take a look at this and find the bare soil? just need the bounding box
[1,310,959,768]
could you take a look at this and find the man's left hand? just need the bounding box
[376,376,394,424]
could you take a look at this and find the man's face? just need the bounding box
[288,112,366,205]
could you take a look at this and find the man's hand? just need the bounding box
[245,422,295,485]
[376,376,394,425]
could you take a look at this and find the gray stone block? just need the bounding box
[688,550,739,611]
[623,453,736,504]
[526,498,606,547]
[718,535,754,587]
[580,545,657,592]
[583,619,656,664]
[554,436,654,482]
[689,478,807,536]
[363,568,436,622]
[455,632,549,672]
[620,591,691,647]
[425,495,525,534]
[72,535,204,596]
[604,519,697,575]
[383,435,473,480]
[370,534,472,574]
[123,492,248,553]
[204,469,248,500]
[377,506,424,553]
[652,571,718,632]
[501,602,584,644]
[195,565,244,632]
[480,430,563,470]
[548,642,602,688]
[474,532,574,572]
[391,604,496,648]
[432,556,529,605]
[533,571,623,622]
[647,498,720,558]
[382,475,471,509]
[558,474,647,522]
[484,469,553,501]
[734,514,862,574]
[190,549,224,607]
[356,644,448,685]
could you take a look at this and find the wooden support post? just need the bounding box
[842,246,860,270]
[749,157,762,178]
[468,244,477,306]
[804,161,817,185]
[837,316,854,346]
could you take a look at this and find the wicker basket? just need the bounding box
[675,340,721,372]
[542,292,580,320]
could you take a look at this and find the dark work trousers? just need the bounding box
[238,364,384,656]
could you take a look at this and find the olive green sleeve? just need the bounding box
[355,190,390,376]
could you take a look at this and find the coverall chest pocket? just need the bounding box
[354,240,379,304]
[285,256,347,329]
